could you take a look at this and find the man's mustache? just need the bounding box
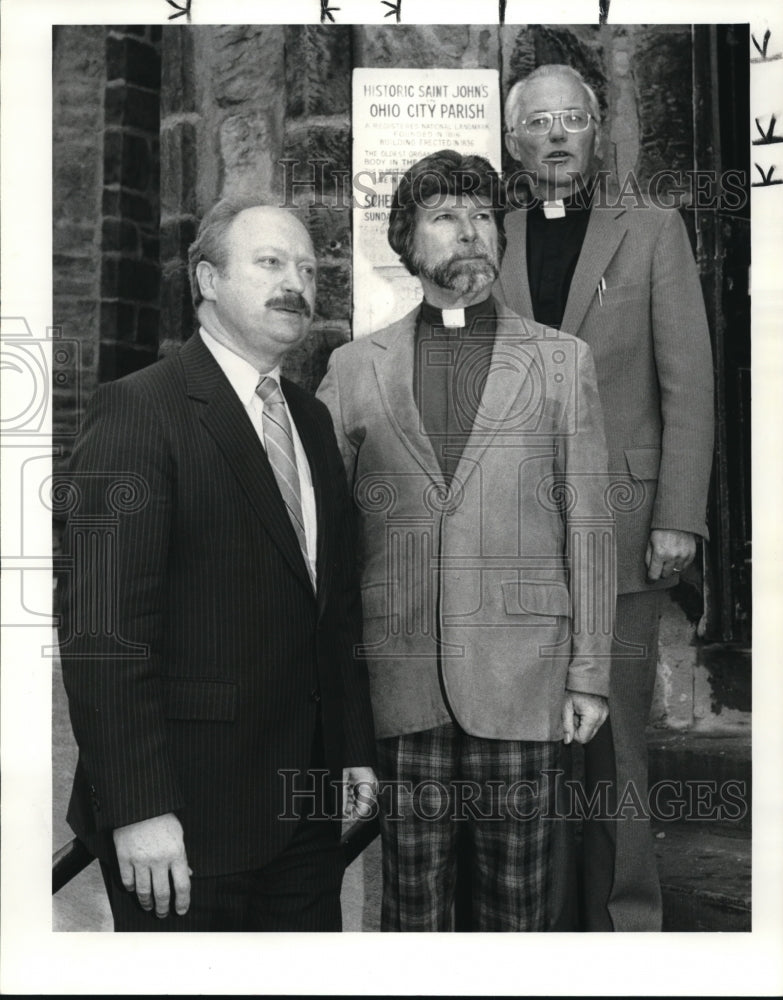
[449,249,497,266]
[447,249,498,268]
[266,293,312,317]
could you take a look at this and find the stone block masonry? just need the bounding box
[52,26,106,463]
[280,26,354,391]
[157,25,357,389]
[158,26,288,355]
[52,23,707,428]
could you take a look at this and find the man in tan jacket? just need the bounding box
[317,150,613,931]
[499,64,714,931]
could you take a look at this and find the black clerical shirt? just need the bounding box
[526,188,594,329]
[413,298,497,485]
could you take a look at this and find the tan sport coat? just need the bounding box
[317,299,613,741]
[498,200,714,594]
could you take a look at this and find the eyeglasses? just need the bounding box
[515,109,593,136]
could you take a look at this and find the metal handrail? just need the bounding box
[52,817,381,895]
[52,837,95,894]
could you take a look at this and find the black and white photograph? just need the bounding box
[1,0,781,994]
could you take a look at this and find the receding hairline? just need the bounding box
[505,65,600,130]
[227,204,312,235]
[220,205,315,253]
[188,200,316,308]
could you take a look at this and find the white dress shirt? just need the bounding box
[199,327,318,584]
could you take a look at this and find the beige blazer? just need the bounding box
[498,201,714,594]
[317,299,613,741]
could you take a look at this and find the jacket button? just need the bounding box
[310,688,321,703]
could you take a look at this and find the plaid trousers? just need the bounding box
[376,721,560,931]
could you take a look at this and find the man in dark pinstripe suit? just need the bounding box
[58,201,377,931]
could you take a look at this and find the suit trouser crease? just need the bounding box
[581,589,664,932]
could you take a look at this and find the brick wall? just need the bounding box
[100,27,162,382]
[52,24,163,459]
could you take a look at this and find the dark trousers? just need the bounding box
[101,718,344,932]
[580,589,664,931]
[100,818,342,932]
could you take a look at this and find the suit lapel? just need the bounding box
[498,210,534,318]
[371,308,445,485]
[180,335,313,594]
[560,204,628,335]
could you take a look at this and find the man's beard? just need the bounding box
[414,248,499,297]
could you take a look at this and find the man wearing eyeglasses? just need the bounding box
[498,64,714,932]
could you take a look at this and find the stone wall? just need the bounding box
[282,26,354,390]
[159,26,200,357]
[499,24,697,190]
[157,25,353,392]
[354,24,697,195]
[53,21,701,404]
[159,26,288,356]
[652,594,751,730]
[52,26,106,457]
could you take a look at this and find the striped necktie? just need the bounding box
[255,375,313,586]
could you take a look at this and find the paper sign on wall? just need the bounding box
[352,67,502,337]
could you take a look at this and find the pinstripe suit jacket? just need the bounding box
[58,332,375,878]
[498,200,714,593]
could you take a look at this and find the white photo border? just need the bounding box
[1,0,781,994]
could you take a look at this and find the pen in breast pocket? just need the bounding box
[597,276,607,306]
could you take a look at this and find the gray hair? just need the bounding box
[504,64,601,133]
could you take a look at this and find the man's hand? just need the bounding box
[112,812,191,918]
[645,528,697,582]
[562,692,609,745]
[342,766,378,820]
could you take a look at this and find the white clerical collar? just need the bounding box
[542,200,566,219]
[199,327,281,407]
[441,308,466,328]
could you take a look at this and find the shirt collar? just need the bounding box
[199,327,281,407]
[419,296,495,332]
[530,178,597,217]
